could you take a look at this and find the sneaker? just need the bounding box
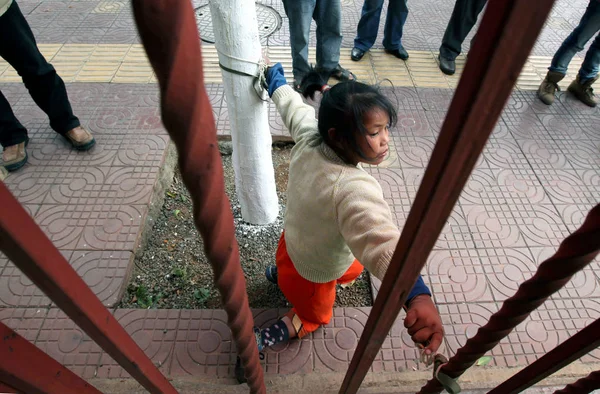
[2,138,29,172]
[568,75,598,107]
[538,71,565,105]
[63,126,96,151]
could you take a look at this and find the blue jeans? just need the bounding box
[353,0,409,51]
[282,0,342,81]
[549,0,600,82]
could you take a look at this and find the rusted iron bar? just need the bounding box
[554,370,600,394]
[488,318,600,394]
[418,204,600,394]
[0,322,101,394]
[0,184,177,394]
[0,381,18,393]
[339,0,555,392]
[130,1,265,393]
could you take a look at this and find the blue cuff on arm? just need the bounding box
[406,275,431,306]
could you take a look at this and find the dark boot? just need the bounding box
[568,75,598,107]
[537,71,565,105]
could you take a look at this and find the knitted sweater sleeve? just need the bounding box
[334,170,400,281]
[271,85,318,143]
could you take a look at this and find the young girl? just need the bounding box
[236,64,444,381]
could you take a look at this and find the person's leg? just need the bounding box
[353,0,385,52]
[382,0,409,51]
[0,91,27,148]
[439,0,487,61]
[0,1,80,135]
[276,233,337,338]
[0,90,29,171]
[313,0,342,72]
[336,259,364,286]
[282,0,316,83]
[568,32,600,107]
[549,0,600,75]
[578,31,600,82]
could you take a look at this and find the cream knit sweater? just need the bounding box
[273,85,400,283]
[0,0,12,17]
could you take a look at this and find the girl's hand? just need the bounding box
[266,63,287,97]
[404,294,444,355]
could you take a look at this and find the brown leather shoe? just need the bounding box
[2,139,28,172]
[64,126,96,151]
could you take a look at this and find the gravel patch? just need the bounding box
[120,141,373,309]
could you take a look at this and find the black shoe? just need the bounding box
[351,47,366,61]
[438,55,455,75]
[385,47,409,60]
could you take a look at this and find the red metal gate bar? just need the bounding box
[0,184,177,394]
[555,370,600,394]
[0,322,101,394]
[488,318,600,394]
[130,1,266,393]
[418,204,600,394]
[339,0,555,392]
[0,381,18,393]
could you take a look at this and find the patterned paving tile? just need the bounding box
[96,309,178,377]
[530,247,600,300]
[0,307,48,342]
[477,247,539,303]
[427,249,494,304]
[394,110,435,139]
[515,138,574,171]
[552,138,600,170]
[4,165,157,206]
[462,204,527,249]
[0,251,71,308]
[537,298,600,363]
[170,309,235,377]
[35,308,103,379]
[34,203,145,251]
[460,168,551,207]
[69,250,132,307]
[535,169,594,206]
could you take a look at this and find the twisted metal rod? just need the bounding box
[418,204,600,394]
[554,370,600,394]
[130,1,265,393]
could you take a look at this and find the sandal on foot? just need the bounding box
[329,64,356,82]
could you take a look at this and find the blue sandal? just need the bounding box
[265,265,278,285]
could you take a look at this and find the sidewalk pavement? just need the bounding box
[0,0,598,389]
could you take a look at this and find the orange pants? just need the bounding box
[276,232,364,336]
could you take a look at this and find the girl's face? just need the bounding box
[353,107,390,165]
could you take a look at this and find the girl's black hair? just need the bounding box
[299,69,397,161]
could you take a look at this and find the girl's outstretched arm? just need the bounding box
[267,64,318,143]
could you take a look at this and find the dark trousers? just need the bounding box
[0,0,79,148]
[354,0,409,52]
[282,0,342,81]
[439,0,487,61]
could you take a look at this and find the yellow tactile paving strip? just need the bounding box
[0,43,594,90]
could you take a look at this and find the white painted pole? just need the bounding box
[208,0,279,225]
